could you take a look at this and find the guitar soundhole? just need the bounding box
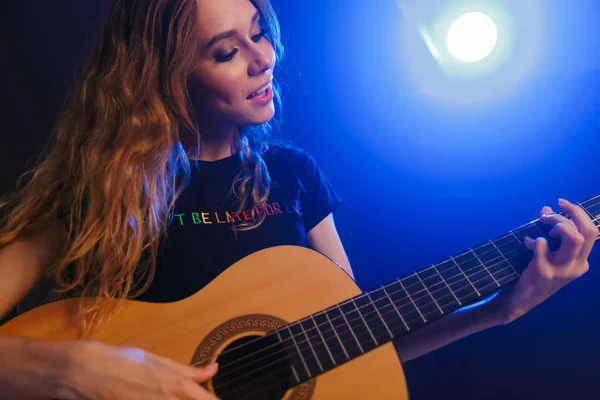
[213,334,292,400]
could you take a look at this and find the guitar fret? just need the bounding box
[369,287,409,338]
[355,294,393,344]
[311,315,336,367]
[337,304,365,353]
[583,201,600,215]
[415,271,444,314]
[382,285,411,332]
[298,319,324,372]
[472,241,521,293]
[437,259,480,304]
[471,248,499,287]
[417,267,460,313]
[581,199,600,228]
[454,251,496,294]
[398,278,427,323]
[489,239,518,276]
[367,293,393,337]
[494,233,532,276]
[450,256,480,296]
[579,202,600,231]
[274,330,300,384]
[277,326,312,382]
[350,300,379,346]
[287,324,315,378]
[579,202,595,220]
[325,306,362,359]
[400,274,441,319]
[508,231,529,251]
[315,311,350,363]
[434,265,462,305]
[384,281,425,331]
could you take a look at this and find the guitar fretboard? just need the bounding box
[273,196,600,385]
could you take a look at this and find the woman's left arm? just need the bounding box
[307,213,355,280]
[307,198,598,362]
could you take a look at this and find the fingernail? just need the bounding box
[207,363,219,371]
[559,198,569,204]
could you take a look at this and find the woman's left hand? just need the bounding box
[493,198,598,324]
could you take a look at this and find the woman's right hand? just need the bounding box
[64,341,220,399]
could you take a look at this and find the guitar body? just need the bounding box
[0,246,409,400]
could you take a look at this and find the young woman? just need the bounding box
[0,0,596,399]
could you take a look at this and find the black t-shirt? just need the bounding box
[134,146,341,303]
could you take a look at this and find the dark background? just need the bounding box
[2,1,600,399]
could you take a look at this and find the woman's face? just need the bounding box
[189,0,276,129]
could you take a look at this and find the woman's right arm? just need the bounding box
[0,225,63,320]
[0,225,77,398]
[0,227,220,399]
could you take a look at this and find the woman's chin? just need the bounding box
[242,110,275,127]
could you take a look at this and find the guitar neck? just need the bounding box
[274,195,600,385]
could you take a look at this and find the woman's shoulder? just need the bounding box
[262,144,331,187]
[262,143,315,168]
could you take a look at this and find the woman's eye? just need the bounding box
[215,49,238,63]
[252,29,268,43]
[213,28,269,63]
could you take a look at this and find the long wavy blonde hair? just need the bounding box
[0,0,284,335]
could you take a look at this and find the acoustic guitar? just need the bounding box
[2,195,600,400]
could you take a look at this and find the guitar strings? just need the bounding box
[208,212,600,392]
[206,246,519,383]
[225,202,599,400]
[204,239,519,365]
[213,200,599,364]
[218,271,518,399]
[204,209,600,387]
[198,206,570,372]
[211,200,600,365]
[205,201,600,397]
[210,226,517,367]
[203,239,521,376]
[209,241,518,388]
[221,222,600,398]
[212,225,600,394]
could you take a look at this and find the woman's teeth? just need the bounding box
[248,85,269,99]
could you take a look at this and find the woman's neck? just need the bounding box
[191,125,237,162]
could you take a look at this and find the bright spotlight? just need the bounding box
[446,12,498,62]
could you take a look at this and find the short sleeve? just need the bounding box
[298,152,342,232]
